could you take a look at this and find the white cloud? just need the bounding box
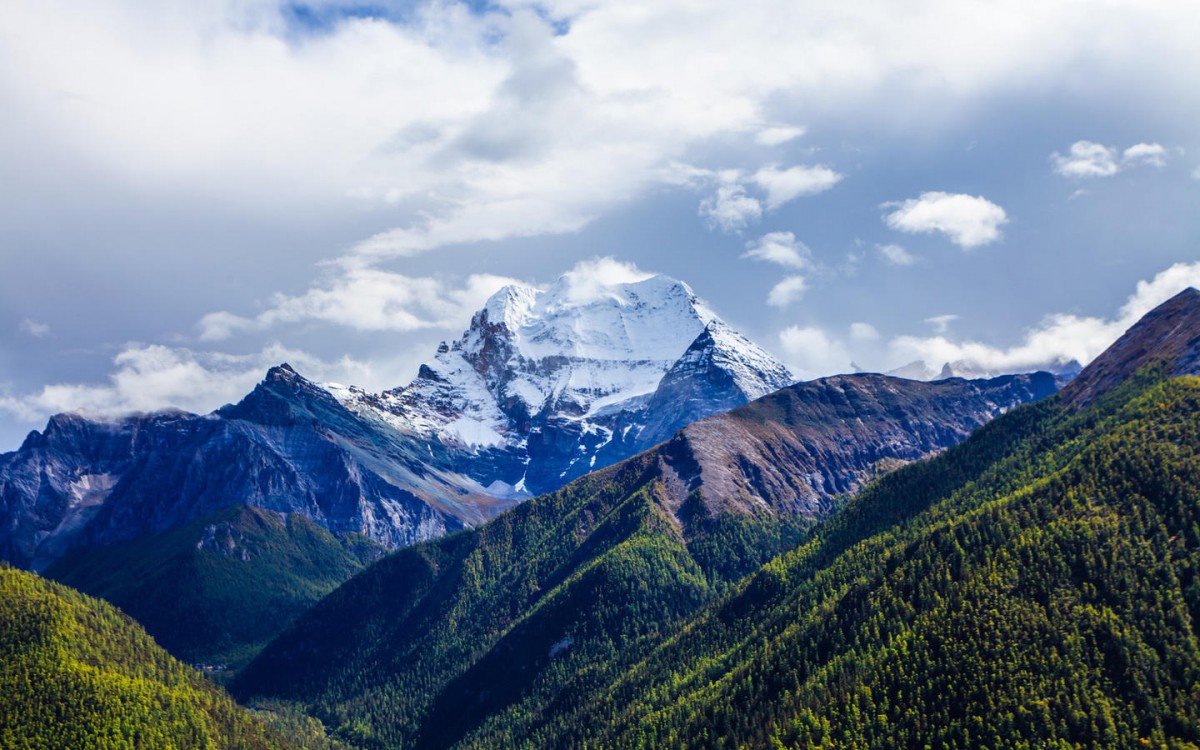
[699,184,762,233]
[557,257,654,305]
[1052,140,1169,178]
[755,125,807,146]
[1052,141,1120,178]
[850,322,880,341]
[877,243,915,266]
[767,275,809,308]
[18,320,51,338]
[199,269,522,340]
[882,192,1008,248]
[888,261,1200,375]
[1122,142,1167,168]
[752,165,843,209]
[0,343,373,424]
[778,325,853,380]
[2,0,1197,279]
[925,314,958,333]
[743,232,813,269]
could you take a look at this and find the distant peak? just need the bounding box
[265,363,298,381]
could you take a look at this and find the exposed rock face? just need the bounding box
[0,365,503,569]
[654,371,1061,523]
[333,273,796,496]
[0,271,796,570]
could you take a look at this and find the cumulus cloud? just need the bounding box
[755,125,807,146]
[889,261,1200,375]
[743,232,813,269]
[882,192,1008,248]
[1122,142,1167,168]
[767,276,809,308]
[689,162,838,233]
[198,257,658,340]
[18,320,51,338]
[1052,140,1168,177]
[2,0,1196,280]
[0,344,374,425]
[751,165,843,209]
[199,269,522,340]
[877,243,915,266]
[1051,141,1120,178]
[778,325,853,380]
[699,184,763,233]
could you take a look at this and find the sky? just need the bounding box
[1,0,1199,450]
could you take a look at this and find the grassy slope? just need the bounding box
[0,566,339,749]
[46,505,382,671]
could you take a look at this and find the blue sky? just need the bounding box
[1,0,1198,449]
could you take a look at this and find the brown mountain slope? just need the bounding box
[654,370,1058,524]
[1062,286,1200,406]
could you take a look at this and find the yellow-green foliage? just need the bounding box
[0,566,328,750]
[571,370,1200,749]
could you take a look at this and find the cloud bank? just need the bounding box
[199,270,522,340]
[0,344,374,425]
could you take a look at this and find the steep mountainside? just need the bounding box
[1061,286,1200,405]
[46,505,383,671]
[233,370,1056,747]
[333,273,795,495]
[0,272,796,571]
[239,288,1200,750]
[0,364,506,569]
[546,306,1200,749]
[657,371,1058,520]
[0,566,334,749]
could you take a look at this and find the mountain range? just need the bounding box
[234,287,1200,749]
[0,274,796,572]
[5,274,1199,749]
[0,276,1063,671]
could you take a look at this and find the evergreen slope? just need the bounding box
[234,454,810,748]
[46,505,383,671]
[0,566,335,749]
[240,289,1200,749]
[559,366,1200,749]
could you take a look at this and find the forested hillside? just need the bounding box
[46,505,383,671]
[234,452,811,748]
[238,289,1200,749]
[0,566,337,749]
[546,366,1200,749]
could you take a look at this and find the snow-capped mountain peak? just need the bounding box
[335,269,793,496]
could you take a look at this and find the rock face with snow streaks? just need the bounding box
[334,273,797,495]
[0,365,501,569]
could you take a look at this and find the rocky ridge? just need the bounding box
[333,273,796,495]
